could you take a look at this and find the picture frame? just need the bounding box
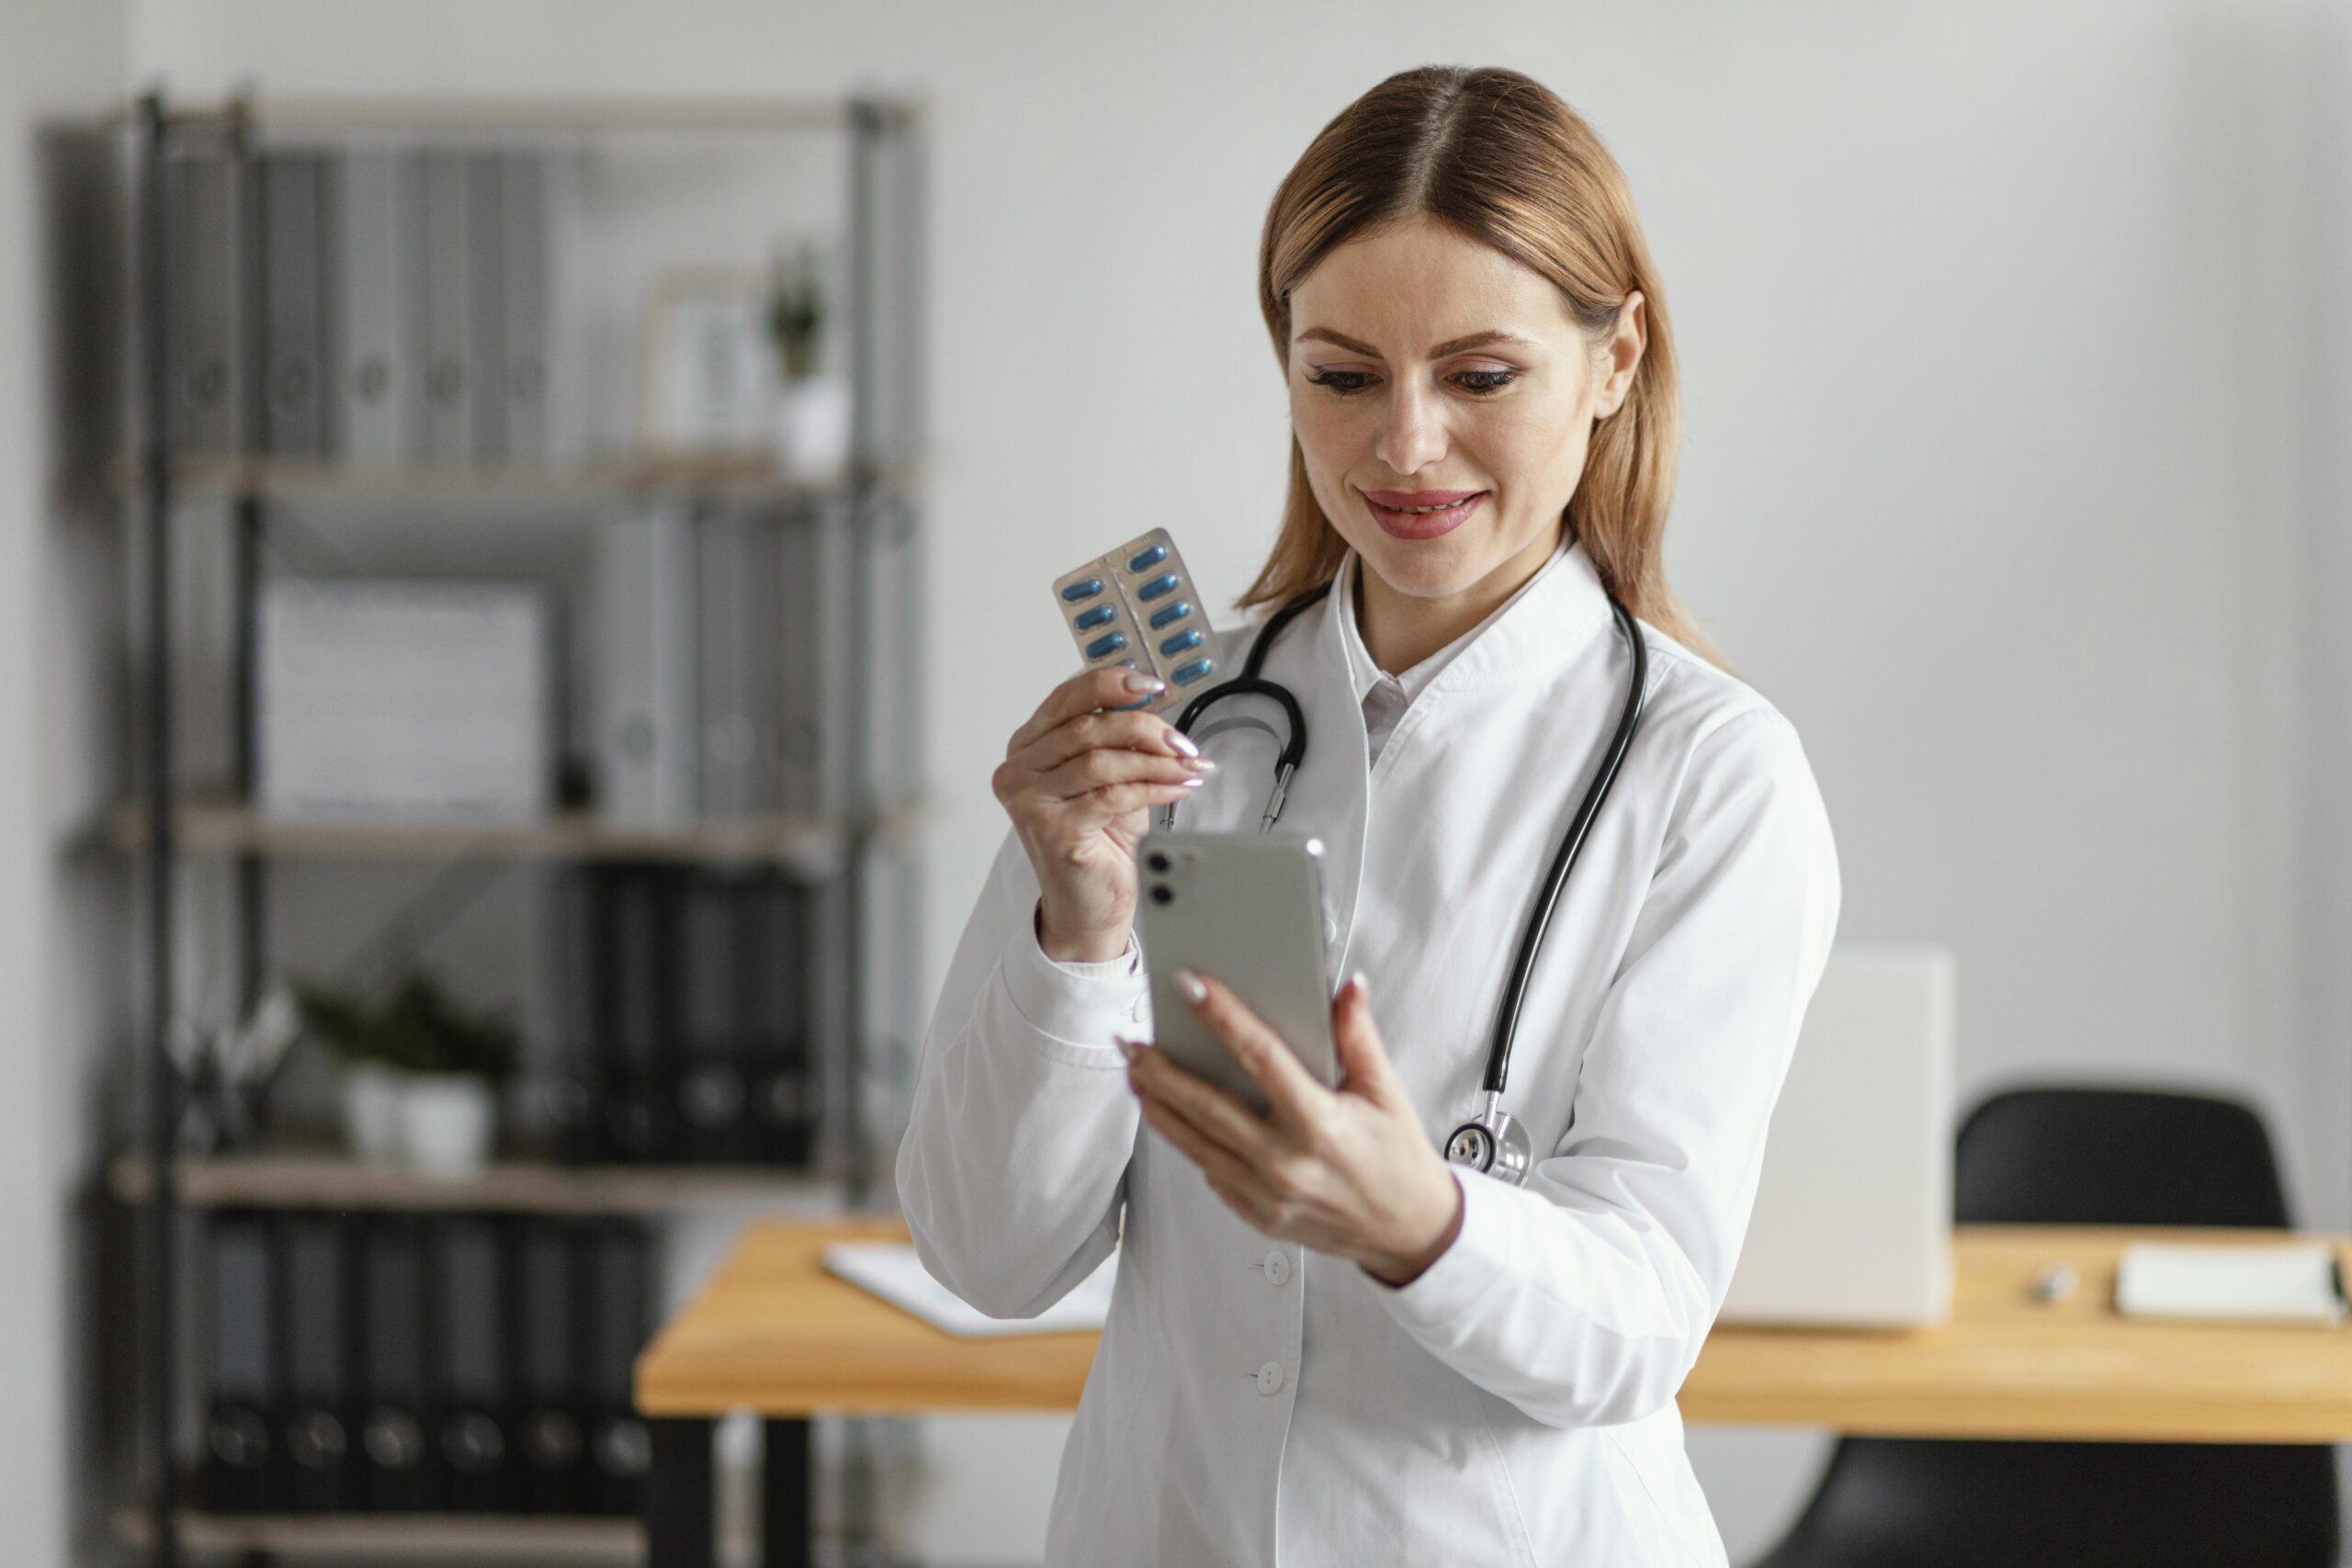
[638,266,775,461]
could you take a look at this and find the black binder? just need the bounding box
[434,1214,518,1512]
[203,1210,284,1512]
[594,864,682,1163]
[748,876,820,1166]
[356,1215,440,1511]
[583,1220,653,1516]
[675,871,754,1164]
[279,1213,357,1513]
[515,1219,591,1515]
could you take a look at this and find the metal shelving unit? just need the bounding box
[114,87,927,1565]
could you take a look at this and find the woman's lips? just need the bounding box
[1361,488,1487,540]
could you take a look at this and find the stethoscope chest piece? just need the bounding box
[1444,1094,1532,1186]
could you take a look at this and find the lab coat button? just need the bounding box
[1262,1250,1290,1286]
[1256,1361,1284,1396]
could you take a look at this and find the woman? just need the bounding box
[897,64,1840,1565]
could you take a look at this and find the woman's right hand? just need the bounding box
[993,666,1216,964]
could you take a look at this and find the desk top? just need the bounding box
[635,1221,2352,1442]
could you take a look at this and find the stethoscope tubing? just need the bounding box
[1161,570,1648,1106]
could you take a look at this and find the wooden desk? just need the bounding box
[636,1221,2352,1567]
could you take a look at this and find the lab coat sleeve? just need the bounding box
[1371,705,1841,1428]
[893,822,1151,1319]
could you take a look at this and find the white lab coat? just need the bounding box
[896,536,1841,1565]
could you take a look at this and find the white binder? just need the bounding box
[334,148,423,464]
[596,502,697,825]
[419,151,474,462]
[464,150,506,462]
[167,151,242,455]
[260,152,329,457]
[498,151,549,462]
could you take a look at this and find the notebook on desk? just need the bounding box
[824,1242,1116,1337]
[2116,1241,2348,1325]
[1717,944,1957,1327]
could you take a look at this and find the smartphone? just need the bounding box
[1133,832,1338,1116]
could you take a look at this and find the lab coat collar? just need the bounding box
[1318,529,1613,698]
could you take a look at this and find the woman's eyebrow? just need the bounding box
[1294,326,1536,358]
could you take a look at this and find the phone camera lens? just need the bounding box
[1146,851,1170,873]
[1148,885,1173,906]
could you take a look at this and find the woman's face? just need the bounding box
[1286,212,1645,610]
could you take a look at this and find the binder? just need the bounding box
[549,865,608,1167]
[675,871,754,1163]
[583,1221,653,1516]
[594,502,697,826]
[516,1220,591,1515]
[280,1213,357,1513]
[695,506,785,818]
[776,513,831,816]
[166,150,242,455]
[749,876,821,1165]
[434,1215,518,1512]
[357,1215,441,1511]
[464,150,507,463]
[334,147,424,463]
[203,1211,284,1512]
[259,151,330,457]
[498,151,550,462]
[591,864,682,1163]
[418,150,474,462]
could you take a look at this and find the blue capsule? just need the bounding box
[1136,571,1181,602]
[1073,604,1118,631]
[1170,657,1216,685]
[1148,600,1192,630]
[1126,542,1170,572]
[1159,627,1204,657]
[1060,577,1104,603]
[1085,631,1127,660]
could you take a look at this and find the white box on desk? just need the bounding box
[258,577,553,824]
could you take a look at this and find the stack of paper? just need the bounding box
[2114,1242,2347,1325]
[823,1242,1115,1337]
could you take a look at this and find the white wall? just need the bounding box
[0,1,130,1564]
[107,0,2352,1562]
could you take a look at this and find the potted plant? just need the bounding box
[767,239,851,483]
[295,971,521,1175]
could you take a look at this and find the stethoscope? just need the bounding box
[1155,568,1649,1187]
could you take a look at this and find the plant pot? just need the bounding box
[774,373,852,484]
[339,1063,408,1167]
[399,1072,499,1176]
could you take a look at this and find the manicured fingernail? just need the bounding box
[1165,727,1201,757]
[1125,671,1166,694]
[1186,755,1217,772]
[1348,970,1369,1002]
[1173,968,1207,1005]
[1181,774,1207,788]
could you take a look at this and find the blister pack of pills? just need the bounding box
[1051,527,1218,715]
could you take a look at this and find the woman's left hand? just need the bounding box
[1120,968,1465,1287]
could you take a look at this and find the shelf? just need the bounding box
[109,1149,843,1213]
[111,451,923,504]
[118,92,922,136]
[106,796,924,870]
[114,1507,641,1562]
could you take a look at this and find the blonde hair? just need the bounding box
[1242,64,1724,671]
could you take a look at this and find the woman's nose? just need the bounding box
[1374,377,1449,475]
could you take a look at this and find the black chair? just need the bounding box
[1747,1085,2341,1568]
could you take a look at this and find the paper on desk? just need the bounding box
[2115,1241,2347,1325]
[823,1242,1116,1337]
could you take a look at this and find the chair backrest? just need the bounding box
[1953,1085,2290,1227]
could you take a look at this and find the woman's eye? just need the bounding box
[1305,367,1373,395]
[1453,368,1520,395]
